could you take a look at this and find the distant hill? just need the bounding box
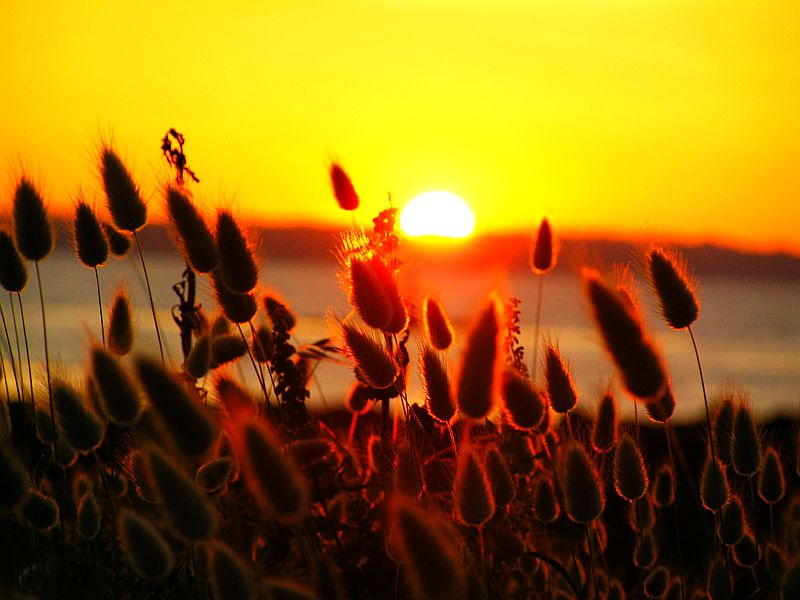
[51,222,800,280]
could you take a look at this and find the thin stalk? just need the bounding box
[236,324,271,408]
[17,293,36,436]
[586,524,599,599]
[531,274,545,381]
[632,500,644,599]
[0,345,10,406]
[664,422,686,600]
[94,267,105,346]
[8,295,25,403]
[34,262,55,460]
[0,300,21,403]
[132,231,164,366]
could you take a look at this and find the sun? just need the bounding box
[398,191,475,239]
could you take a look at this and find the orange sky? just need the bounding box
[1,1,799,254]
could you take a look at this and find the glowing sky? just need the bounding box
[1,1,799,254]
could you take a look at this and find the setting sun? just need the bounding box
[399,191,475,239]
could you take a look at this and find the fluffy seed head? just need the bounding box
[0,231,28,292]
[532,476,559,523]
[644,567,669,598]
[420,345,455,423]
[645,384,676,422]
[165,185,219,272]
[251,326,273,363]
[341,322,396,389]
[485,446,516,507]
[208,540,257,600]
[329,162,359,211]
[53,381,105,453]
[210,334,248,367]
[108,289,134,356]
[135,355,217,455]
[455,448,495,526]
[91,346,142,426]
[23,490,59,531]
[731,402,761,477]
[390,497,465,600]
[583,270,666,401]
[713,395,735,465]
[732,531,759,568]
[345,381,375,415]
[530,218,556,274]
[652,464,675,507]
[394,443,422,498]
[103,222,131,257]
[647,248,699,330]
[782,558,800,600]
[215,375,258,421]
[215,210,258,294]
[118,509,174,580]
[57,437,78,467]
[501,367,545,430]
[614,433,648,502]
[100,147,147,232]
[718,496,745,546]
[77,491,101,539]
[706,557,730,600]
[455,297,501,420]
[74,200,108,268]
[13,176,53,261]
[560,442,605,523]
[348,257,394,330]
[186,332,212,379]
[424,296,454,350]
[211,269,257,324]
[701,455,729,512]
[0,444,30,514]
[238,419,310,525]
[633,529,657,568]
[144,445,217,542]
[195,457,234,493]
[544,344,577,414]
[592,391,618,453]
[758,446,785,505]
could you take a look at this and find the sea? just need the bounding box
[5,248,799,425]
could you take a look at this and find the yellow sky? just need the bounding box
[1,1,799,254]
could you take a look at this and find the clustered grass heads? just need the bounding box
[455,295,501,420]
[165,185,218,273]
[73,199,109,345]
[100,145,164,364]
[583,269,666,401]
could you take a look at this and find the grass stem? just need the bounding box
[133,231,164,366]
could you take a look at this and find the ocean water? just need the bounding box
[5,249,798,424]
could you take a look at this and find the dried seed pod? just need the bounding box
[77,491,101,539]
[532,476,559,524]
[165,185,218,273]
[211,269,257,324]
[651,464,675,508]
[647,248,699,330]
[759,446,786,505]
[341,322,396,389]
[718,496,746,546]
[701,455,729,512]
[118,509,174,580]
[348,257,394,330]
[530,218,556,274]
[485,446,516,507]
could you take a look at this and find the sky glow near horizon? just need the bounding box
[0,1,799,254]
